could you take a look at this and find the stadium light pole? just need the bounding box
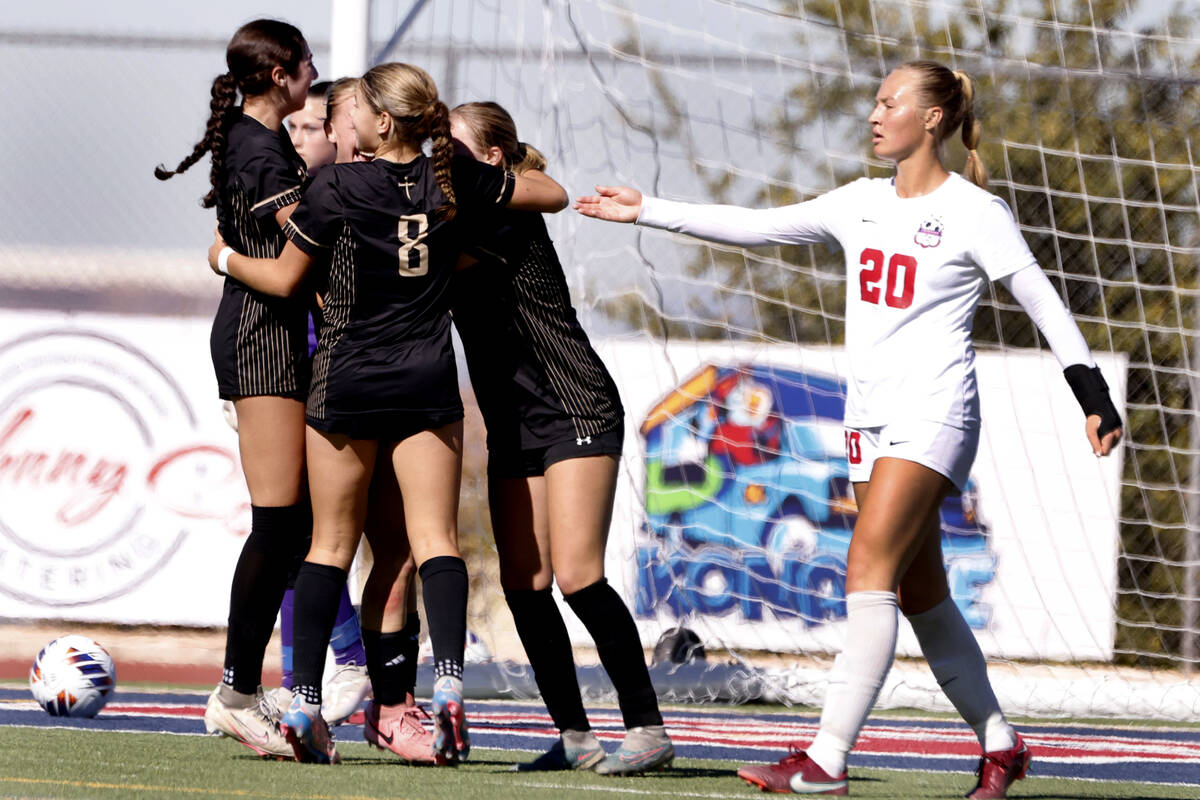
[331,0,370,79]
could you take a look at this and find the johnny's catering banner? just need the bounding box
[595,341,1125,662]
[0,311,249,626]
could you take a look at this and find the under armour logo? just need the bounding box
[576,436,592,446]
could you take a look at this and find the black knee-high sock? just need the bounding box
[223,503,310,695]
[290,561,348,705]
[362,615,421,705]
[564,578,662,729]
[506,588,589,732]
[418,556,468,681]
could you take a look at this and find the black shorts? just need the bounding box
[306,407,464,443]
[210,281,310,401]
[487,426,624,479]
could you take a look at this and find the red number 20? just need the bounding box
[859,248,917,309]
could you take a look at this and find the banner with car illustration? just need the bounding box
[596,342,1126,662]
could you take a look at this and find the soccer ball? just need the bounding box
[29,635,117,718]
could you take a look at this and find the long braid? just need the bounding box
[427,100,457,221]
[154,73,238,208]
[154,19,307,208]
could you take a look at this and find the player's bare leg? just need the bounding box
[493,474,553,592]
[489,474,603,770]
[894,494,1027,797]
[754,460,950,791]
[360,476,434,762]
[206,396,308,760]
[390,422,469,763]
[279,428,376,764]
[234,396,307,505]
[547,455,672,775]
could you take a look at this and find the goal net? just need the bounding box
[365,0,1200,721]
[4,1,1196,723]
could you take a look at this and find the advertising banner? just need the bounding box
[0,311,1126,663]
[0,312,249,626]
[597,341,1125,661]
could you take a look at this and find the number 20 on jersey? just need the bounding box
[859,248,916,308]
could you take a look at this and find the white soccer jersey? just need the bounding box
[637,173,1042,429]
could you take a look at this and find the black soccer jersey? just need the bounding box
[283,154,515,438]
[451,211,624,454]
[210,111,311,400]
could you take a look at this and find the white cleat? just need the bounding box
[321,663,372,726]
[203,685,293,760]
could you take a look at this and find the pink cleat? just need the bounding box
[363,696,436,764]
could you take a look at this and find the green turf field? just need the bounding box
[0,727,1195,800]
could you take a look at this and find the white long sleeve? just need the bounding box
[999,264,1094,368]
[635,193,841,248]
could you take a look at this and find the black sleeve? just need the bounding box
[283,170,342,256]
[235,131,305,221]
[450,155,516,210]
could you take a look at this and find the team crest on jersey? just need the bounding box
[914,215,944,248]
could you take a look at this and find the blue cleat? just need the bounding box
[430,675,470,765]
[279,695,341,765]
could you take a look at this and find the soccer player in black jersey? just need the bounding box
[154,19,317,760]
[207,63,569,765]
[449,102,674,775]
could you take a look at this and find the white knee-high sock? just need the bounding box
[807,590,898,777]
[906,595,1015,752]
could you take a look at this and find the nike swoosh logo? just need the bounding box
[790,775,848,792]
[619,745,668,765]
[861,218,877,223]
[234,720,270,746]
[368,720,394,745]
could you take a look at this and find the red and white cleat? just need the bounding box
[737,745,848,795]
[966,734,1031,799]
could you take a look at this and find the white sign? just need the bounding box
[0,312,250,626]
[595,341,1124,662]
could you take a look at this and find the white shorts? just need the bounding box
[844,419,979,492]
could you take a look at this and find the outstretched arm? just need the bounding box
[208,233,313,297]
[575,185,833,247]
[1000,264,1122,456]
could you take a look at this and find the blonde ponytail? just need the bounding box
[954,70,989,188]
[902,60,989,188]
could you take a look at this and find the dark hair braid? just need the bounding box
[427,100,457,221]
[153,72,238,208]
[154,19,307,207]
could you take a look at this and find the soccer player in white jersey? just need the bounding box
[575,60,1122,798]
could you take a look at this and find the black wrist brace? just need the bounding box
[1063,364,1122,439]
